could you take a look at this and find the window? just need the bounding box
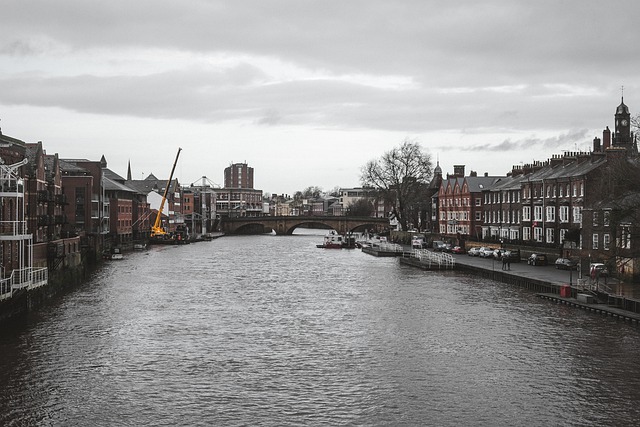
[546,228,554,244]
[523,226,531,241]
[560,228,567,243]
[592,234,599,250]
[534,227,543,242]
[559,206,569,223]
[604,234,611,250]
[573,207,582,224]
[475,211,481,221]
[523,206,531,221]
[475,197,481,206]
[604,210,610,227]
[619,225,631,249]
[546,206,555,222]
[534,206,543,221]
[593,211,599,227]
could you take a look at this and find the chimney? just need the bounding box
[453,164,465,177]
[484,172,489,177]
[470,170,478,177]
[603,127,611,150]
[550,154,562,167]
[593,137,601,152]
[563,152,576,166]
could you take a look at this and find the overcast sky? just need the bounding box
[1,1,638,195]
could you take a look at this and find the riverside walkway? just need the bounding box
[364,245,640,324]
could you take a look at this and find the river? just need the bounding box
[1,229,640,426]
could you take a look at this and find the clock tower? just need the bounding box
[613,96,632,149]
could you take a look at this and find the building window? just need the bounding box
[475,212,481,221]
[604,234,611,250]
[619,225,631,249]
[603,210,610,227]
[592,234,599,250]
[546,228,554,244]
[534,206,543,221]
[534,227,543,242]
[593,211,599,227]
[573,207,582,224]
[523,227,531,241]
[523,206,531,221]
[546,206,555,222]
[559,206,569,223]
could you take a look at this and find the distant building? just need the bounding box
[438,165,501,240]
[217,162,263,218]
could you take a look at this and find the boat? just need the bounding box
[103,247,124,260]
[317,231,357,249]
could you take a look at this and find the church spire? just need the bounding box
[127,160,132,181]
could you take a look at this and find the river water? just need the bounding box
[1,229,640,426]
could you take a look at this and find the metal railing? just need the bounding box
[375,241,405,252]
[0,221,28,236]
[0,277,11,300]
[411,249,456,269]
[0,267,49,297]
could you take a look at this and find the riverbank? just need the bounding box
[362,244,640,322]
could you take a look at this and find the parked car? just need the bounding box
[451,246,465,254]
[467,247,481,256]
[496,249,520,262]
[432,240,447,251]
[555,258,578,270]
[502,250,521,262]
[492,249,506,260]
[590,263,609,277]
[527,253,548,266]
[479,247,495,258]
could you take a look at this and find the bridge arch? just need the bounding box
[221,216,389,236]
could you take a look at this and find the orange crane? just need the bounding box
[151,147,182,239]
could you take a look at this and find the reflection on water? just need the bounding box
[1,230,640,426]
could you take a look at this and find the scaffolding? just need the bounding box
[0,158,48,300]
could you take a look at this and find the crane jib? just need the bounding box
[152,147,182,236]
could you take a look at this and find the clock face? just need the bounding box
[622,119,628,126]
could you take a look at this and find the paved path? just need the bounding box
[452,252,584,286]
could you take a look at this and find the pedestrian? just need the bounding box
[502,254,507,270]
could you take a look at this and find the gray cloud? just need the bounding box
[464,129,591,152]
[0,0,638,192]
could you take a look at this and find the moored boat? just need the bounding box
[317,231,357,249]
[103,247,124,260]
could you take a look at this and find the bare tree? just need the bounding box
[360,139,432,231]
[346,198,374,217]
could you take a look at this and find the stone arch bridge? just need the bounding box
[221,216,389,235]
